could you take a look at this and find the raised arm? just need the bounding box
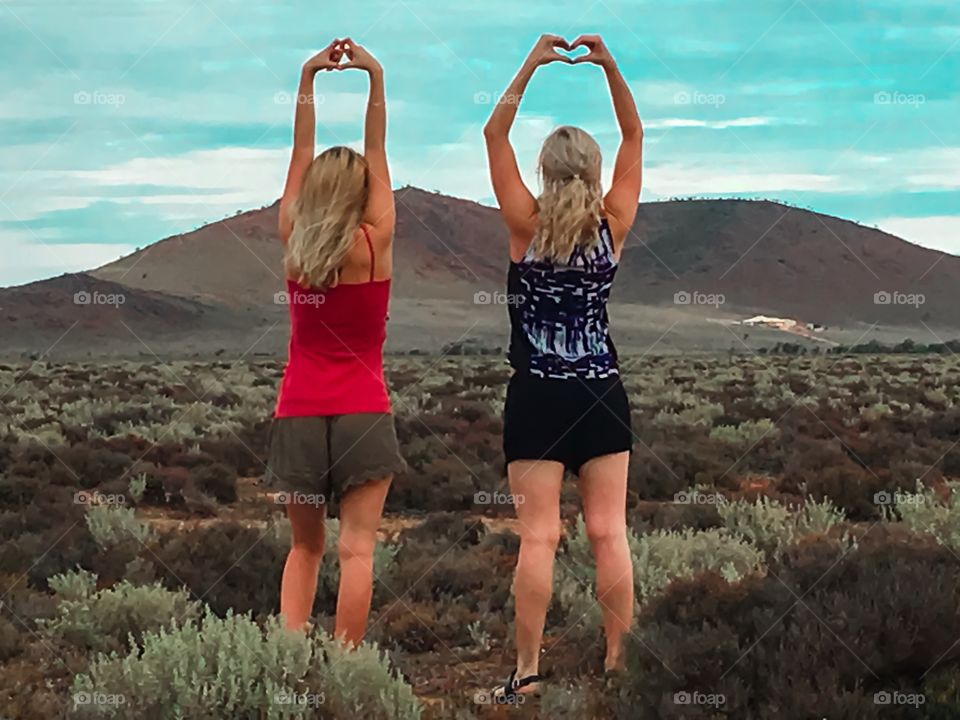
[340,39,394,245]
[483,35,572,255]
[573,35,643,246]
[278,40,345,242]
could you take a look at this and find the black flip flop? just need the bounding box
[494,669,545,703]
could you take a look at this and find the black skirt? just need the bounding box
[502,371,633,476]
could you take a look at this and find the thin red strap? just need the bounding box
[361,225,375,282]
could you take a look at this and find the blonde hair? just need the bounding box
[284,146,368,289]
[532,126,604,263]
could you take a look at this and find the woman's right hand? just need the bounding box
[525,34,573,68]
[302,39,346,76]
[338,38,383,75]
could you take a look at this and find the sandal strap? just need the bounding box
[513,673,545,690]
[499,669,518,699]
[496,669,546,700]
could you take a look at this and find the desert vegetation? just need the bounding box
[1,354,959,718]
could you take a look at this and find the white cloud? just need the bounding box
[62,146,300,226]
[645,116,790,130]
[0,231,135,288]
[647,163,838,195]
[874,216,960,255]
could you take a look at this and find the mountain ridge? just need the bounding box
[2,187,957,356]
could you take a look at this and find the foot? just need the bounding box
[604,645,626,673]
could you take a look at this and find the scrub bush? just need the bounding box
[618,529,960,719]
[71,610,421,719]
[41,569,197,652]
[718,495,845,557]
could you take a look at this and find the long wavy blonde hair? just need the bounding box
[532,126,603,262]
[284,146,368,289]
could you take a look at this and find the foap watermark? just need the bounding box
[274,690,326,709]
[873,490,927,507]
[274,90,326,106]
[874,91,925,108]
[74,90,126,107]
[275,491,326,507]
[474,491,524,507]
[73,692,126,710]
[673,691,726,708]
[74,490,127,506]
[874,691,925,708]
[275,290,326,307]
[674,490,726,506]
[74,290,125,308]
[473,689,526,707]
[674,290,725,308]
[674,90,725,108]
[474,291,526,307]
[874,290,925,308]
[473,91,523,106]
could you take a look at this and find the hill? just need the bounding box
[1,188,957,356]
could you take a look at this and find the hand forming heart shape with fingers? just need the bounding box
[528,33,612,68]
[303,38,382,77]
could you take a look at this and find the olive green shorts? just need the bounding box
[264,413,405,507]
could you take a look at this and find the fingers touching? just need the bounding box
[304,37,380,74]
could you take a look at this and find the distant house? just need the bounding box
[742,315,799,331]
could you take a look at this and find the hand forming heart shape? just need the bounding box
[530,34,613,68]
[304,38,381,76]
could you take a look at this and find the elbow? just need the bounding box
[483,121,504,141]
[623,123,643,142]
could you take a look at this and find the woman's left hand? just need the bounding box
[571,34,615,70]
[303,39,346,75]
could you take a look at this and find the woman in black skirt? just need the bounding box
[483,33,643,698]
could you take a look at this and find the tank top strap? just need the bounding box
[360,225,375,282]
[598,218,615,258]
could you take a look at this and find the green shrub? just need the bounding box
[84,504,152,552]
[895,482,960,550]
[709,418,778,446]
[718,495,845,557]
[49,566,97,600]
[71,610,421,719]
[41,569,197,652]
[128,473,147,503]
[630,526,763,604]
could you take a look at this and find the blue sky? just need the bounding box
[1,0,958,287]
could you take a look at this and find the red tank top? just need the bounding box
[274,227,391,418]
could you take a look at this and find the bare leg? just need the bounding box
[280,499,327,631]
[578,451,633,671]
[335,476,392,646]
[508,460,564,686]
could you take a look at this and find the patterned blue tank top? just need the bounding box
[507,219,619,380]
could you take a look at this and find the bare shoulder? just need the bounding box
[344,223,393,280]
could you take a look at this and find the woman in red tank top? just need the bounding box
[265,38,404,644]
